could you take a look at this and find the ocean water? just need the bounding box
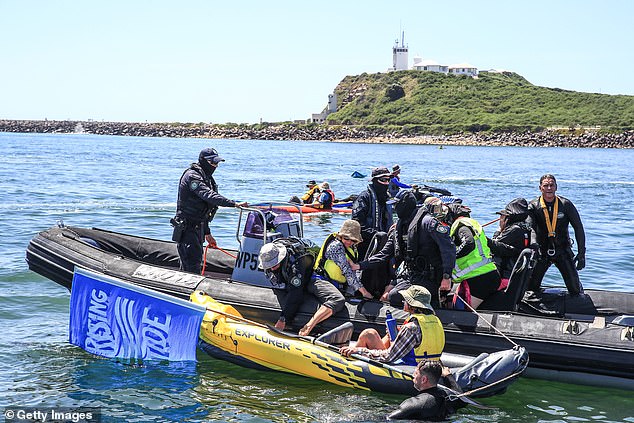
[1,132,633,422]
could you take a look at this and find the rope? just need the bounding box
[455,293,519,348]
[481,217,500,227]
[202,244,238,276]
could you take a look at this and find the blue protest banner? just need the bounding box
[69,268,205,361]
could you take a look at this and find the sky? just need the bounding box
[1,0,633,124]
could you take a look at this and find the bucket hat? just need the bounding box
[399,285,433,311]
[258,242,287,270]
[338,220,362,243]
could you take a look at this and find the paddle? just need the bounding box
[482,217,501,227]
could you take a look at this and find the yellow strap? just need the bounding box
[539,195,559,237]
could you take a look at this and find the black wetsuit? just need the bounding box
[388,377,465,421]
[526,195,585,295]
[174,160,236,273]
[489,220,531,280]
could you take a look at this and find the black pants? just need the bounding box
[528,249,583,296]
[177,222,205,274]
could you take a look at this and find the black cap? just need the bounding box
[199,148,225,164]
[306,180,317,187]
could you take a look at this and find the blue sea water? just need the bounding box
[1,132,633,422]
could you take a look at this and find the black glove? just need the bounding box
[574,253,586,270]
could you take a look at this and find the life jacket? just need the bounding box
[450,217,497,282]
[320,189,335,209]
[301,186,320,203]
[314,233,358,288]
[405,313,445,363]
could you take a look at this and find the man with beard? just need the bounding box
[172,148,247,274]
[355,190,456,308]
[351,167,394,297]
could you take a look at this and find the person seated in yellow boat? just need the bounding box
[258,237,345,336]
[307,181,335,209]
[339,286,445,364]
[313,220,373,299]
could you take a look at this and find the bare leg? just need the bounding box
[355,329,390,350]
[299,305,333,336]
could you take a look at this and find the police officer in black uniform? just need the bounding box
[172,147,247,274]
[358,190,456,308]
[526,174,585,296]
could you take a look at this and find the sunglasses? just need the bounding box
[340,235,358,243]
[377,177,390,183]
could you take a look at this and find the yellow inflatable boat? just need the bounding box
[191,290,528,397]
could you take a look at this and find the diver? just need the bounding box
[526,174,586,296]
[388,360,464,421]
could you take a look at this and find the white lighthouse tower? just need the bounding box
[391,32,408,71]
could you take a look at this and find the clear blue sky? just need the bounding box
[1,0,632,124]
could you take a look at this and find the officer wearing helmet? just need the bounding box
[172,147,247,274]
[356,190,456,308]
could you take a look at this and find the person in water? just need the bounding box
[442,203,502,309]
[526,174,586,296]
[388,360,464,421]
[339,285,445,364]
[313,220,373,299]
[258,238,345,336]
[172,148,247,274]
[488,198,533,286]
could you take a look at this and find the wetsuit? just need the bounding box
[174,160,236,273]
[489,220,531,280]
[526,195,585,295]
[388,377,464,421]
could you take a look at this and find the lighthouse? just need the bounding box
[392,32,408,71]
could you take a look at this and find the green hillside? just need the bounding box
[327,71,634,133]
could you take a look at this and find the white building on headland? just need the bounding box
[393,32,479,77]
[448,63,478,77]
[388,32,408,71]
[412,57,449,73]
[311,92,337,123]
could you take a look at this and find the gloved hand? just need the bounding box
[574,253,586,270]
[529,242,540,251]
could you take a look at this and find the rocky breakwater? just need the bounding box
[1,119,633,148]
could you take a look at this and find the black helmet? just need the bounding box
[445,203,471,226]
[496,198,528,223]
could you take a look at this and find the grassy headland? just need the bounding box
[328,71,634,133]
